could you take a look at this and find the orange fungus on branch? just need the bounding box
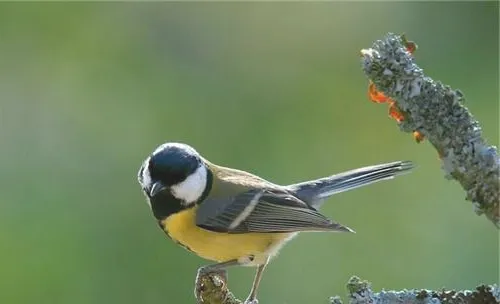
[368,81,389,103]
[368,81,406,123]
[413,131,425,143]
[401,34,417,55]
[364,34,426,143]
[388,103,405,123]
[406,42,417,54]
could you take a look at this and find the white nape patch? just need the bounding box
[171,165,207,205]
[229,190,263,230]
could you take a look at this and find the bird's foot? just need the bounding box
[196,268,228,284]
[244,298,259,304]
[194,269,228,303]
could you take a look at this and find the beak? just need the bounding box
[149,181,167,197]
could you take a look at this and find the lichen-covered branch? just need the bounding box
[191,33,499,304]
[196,273,500,304]
[195,273,242,304]
[331,276,500,304]
[361,33,500,227]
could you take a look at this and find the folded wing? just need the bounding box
[196,189,353,234]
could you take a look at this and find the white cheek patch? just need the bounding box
[171,165,207,205]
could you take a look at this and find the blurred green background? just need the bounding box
[0,2,498,304]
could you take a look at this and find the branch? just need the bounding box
[193,33,500,304]
[331,276,500,304]
[196,273,500,304]
[361,33,500,227]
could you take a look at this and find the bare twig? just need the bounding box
[361,33,500,227]
[331,276,500,304]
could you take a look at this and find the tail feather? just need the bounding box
[288,161,413,207]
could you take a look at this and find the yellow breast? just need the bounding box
[161,206,293,264]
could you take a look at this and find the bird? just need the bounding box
[137,142,413,304]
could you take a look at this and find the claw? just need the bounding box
[194,269,228,303]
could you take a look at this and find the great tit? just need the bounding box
[137,142,413,304]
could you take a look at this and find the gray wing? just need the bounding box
[195,189,353,233]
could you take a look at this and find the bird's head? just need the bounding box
[138,143,211,210]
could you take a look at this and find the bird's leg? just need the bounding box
[194,260,239,303]
[244,258,270,304]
